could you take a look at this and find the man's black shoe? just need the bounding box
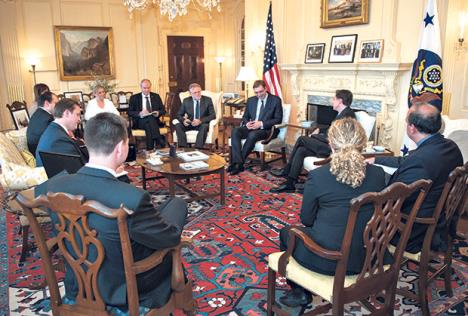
[270,183,296,193]
[279,289,312,307]
[270,168,288,178]
[227,164,235,172]
[230,164,244,175]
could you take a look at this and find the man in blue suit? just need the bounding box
[35,112,189,310]
[27,91,57,156]
[228,80,283,175]
[35,98,87,166]
[370,100,463,253]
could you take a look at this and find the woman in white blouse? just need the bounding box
[84,85,119,120]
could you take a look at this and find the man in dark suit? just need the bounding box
[174,83,215,149]
[35,112,188,310]
[35,98,87,167]
[370,101,463,253]
[27,91,57,156]
[227,80,283,175]
[270,89,356,193]
[128,79,166,150]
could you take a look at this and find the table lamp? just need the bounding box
[236,66,257,99]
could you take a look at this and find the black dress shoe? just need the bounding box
[270,168,288,178]
[270,183,296,193]
[279,289,312,307]
[230,164,244,175]
[227,164,235,172]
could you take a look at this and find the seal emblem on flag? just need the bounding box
[423,64,442,88]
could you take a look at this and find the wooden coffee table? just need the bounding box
[136,148,226,205]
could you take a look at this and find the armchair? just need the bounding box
[228,104,291,170]
[172,90,223,149]
[303,110,376,171]
[16,192,196,316]
[267,179,432,315]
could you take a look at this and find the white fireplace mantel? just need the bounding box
[280,62,412,149]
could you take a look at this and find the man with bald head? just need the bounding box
[370,101,463,253]
[129,79,166,150]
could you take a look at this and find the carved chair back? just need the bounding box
[336,180,431,312]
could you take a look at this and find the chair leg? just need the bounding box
[281,147,286,164]
[260,152,267,170]
[20,225,30,263]
[267,268,276,316]
[418,264,430,316]
[444,241,454,297]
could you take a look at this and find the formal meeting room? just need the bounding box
[0,0,468,315]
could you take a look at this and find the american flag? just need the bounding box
[263,2,283,99]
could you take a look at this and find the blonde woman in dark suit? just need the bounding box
[278,118,386,307]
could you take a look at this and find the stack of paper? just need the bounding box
[177,151,209,162]
[179,161,209,170]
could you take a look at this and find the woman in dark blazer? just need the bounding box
[278,117,386,307]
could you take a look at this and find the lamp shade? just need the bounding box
[236,66,257,81]
[215,56,226,63]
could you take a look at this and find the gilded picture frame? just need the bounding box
[321,0,369,28]
[54,26,115,81]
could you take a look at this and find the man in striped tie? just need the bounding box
[175,83,215,149]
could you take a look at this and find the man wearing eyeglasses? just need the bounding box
[228,80,283,175]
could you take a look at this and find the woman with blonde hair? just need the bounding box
[278,118,386,307]
[84,85,119,120]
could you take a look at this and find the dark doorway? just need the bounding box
[167,36,205,121]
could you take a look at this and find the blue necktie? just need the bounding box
[195,100,200,119]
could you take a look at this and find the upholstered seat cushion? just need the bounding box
[5,128,29,152]
[0,132,27,166]
[268,251,390,302]
[303,156,326,171]
[387,244,421,262]
[0,162,47,190]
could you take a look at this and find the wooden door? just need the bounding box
[167,36,205,94]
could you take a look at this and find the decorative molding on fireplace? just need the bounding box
[280,63,412,148]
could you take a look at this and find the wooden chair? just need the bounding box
[390,162,468,316]
[7,101,30,129]
[16,192,196,316]
[267,179,432,316]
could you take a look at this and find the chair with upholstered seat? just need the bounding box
[303,110,376,171]
[172,90,223,149]
[16,192,196,316]
[388,162,468,316]
[228,104,291,170]
[267,179,432,316]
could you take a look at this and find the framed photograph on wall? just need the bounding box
[11,109,30,129]
[305,43,326,64]
[54,26,115,81]
[63,91,84,104]
[359,39,384,63]
[328,34,358,63]
[321,0,369,28]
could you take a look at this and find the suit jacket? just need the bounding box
[241,93,283,130]
[35,122,87,167]
[35,166,187,309]
[296,164,386,275]
[176,95,215,124]
[128,92,166,127]
[27,107,54,156]
[319,106,356,134]
[375,133,463,252]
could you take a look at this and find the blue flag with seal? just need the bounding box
[402,0,443,155]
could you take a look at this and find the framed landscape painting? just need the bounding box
[329,34,358,63]
[321,0,369,28]
[54,26,115,81]
[305,43,326,64]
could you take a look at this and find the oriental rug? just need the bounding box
[1,167,467,315]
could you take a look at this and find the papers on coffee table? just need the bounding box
[180,161,209,170]
[177,151,209,162]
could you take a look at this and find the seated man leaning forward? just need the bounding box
[270,89,356,193]
[35,112,189,311]
[368,98,463,254]
[227,80,283,175]
[278,118,386,307]
[174,83,216,149]
[35,98,87,167]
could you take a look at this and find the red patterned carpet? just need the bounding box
[4,166,468,315]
